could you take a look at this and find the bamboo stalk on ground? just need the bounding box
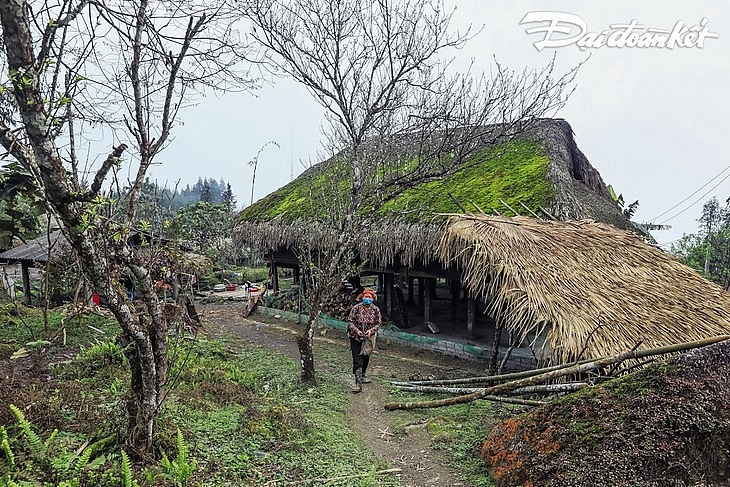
[395,390,546,407]
[394,382,587,396]
[390,359,596,387]
[384,336,729,410]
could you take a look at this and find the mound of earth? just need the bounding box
[482,339,730,487]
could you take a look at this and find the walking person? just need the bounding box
[347,288,381,393]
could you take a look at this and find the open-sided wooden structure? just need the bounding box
[440,214,730,362]
[0,231,66,305]
[234,119,722,364]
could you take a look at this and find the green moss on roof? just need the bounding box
[375,140,552,221]
[238,139,552,224]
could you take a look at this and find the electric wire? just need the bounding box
[649,165,730,222]
[658,170,730,225]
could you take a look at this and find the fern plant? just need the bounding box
[4,405,113,486]
[120,450,140,487]
[159,428,196,486]
[0,426,14,470]
[9,404,46,464]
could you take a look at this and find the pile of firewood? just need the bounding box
[385,335,729,410]
[321,290,358,320]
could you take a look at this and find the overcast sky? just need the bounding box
[152,1,730,249]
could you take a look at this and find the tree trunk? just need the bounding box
[298,311,317,383]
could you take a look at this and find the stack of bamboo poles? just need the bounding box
[384,336,729,410]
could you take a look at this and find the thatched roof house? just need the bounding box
[237,119,639,270]
[440,214,730,362]
[236,118,698,365]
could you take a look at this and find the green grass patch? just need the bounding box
[0,304,119,359]
[162,340,397,486]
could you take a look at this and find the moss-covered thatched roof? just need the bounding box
[236,119,636,265]
[440,214,730,362]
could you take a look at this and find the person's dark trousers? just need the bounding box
[350,337,370,376]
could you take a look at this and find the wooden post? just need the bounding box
[407,276,415,305]
[489,321,504,375]
[384,273,393,318]
[270,263,279,292]
[21,261,31,306]
[417,277,425,316]
[466,296,477,339]
[423,278,434,324]
[450,279,460,320]
[293,266,301,286]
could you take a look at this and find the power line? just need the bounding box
[650,165,730,222]
[659,170,730,225]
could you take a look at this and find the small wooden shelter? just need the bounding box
[0,230,67,304]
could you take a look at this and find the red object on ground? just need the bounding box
[92,294,100,306]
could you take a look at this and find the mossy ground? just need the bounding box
[482,355,730,487]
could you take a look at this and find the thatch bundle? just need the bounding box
[439,214,730,362]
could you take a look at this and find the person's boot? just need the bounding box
[353,369,363,393]
[361,374,372,384]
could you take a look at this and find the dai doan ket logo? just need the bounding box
[520,12,719,51]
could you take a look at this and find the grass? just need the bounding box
[0,303,501,486]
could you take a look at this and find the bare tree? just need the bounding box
[0,0,252,457]
[244,0,578,383]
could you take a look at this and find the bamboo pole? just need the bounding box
[518,201,540,218]
[390,358,596,387]
[394,383,586,396]
[384,336,729,410]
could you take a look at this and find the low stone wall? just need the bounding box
[254,305,538,366]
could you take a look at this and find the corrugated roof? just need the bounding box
[0,230,67,263]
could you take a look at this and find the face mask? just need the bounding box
[362,298,373,305]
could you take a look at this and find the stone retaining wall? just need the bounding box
[254,306,536,369]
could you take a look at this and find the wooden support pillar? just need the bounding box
[489,322,504,375]
[269,262,279,292]
[417,277,425,316]
[293,266,301,286]
[377,273,384,293]
[21,261,31,306]
[466,296,477,339]
[423,278,434,324]
[384,273,393,318]
[450,279,460,320]
[407,276,415,305]
[429,278,438,300]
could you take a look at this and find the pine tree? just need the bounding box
[222,183,237,212]
[200,180,213,203]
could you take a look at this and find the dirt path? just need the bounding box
[202,302,484,487]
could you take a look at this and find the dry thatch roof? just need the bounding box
[440,214,730,362]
